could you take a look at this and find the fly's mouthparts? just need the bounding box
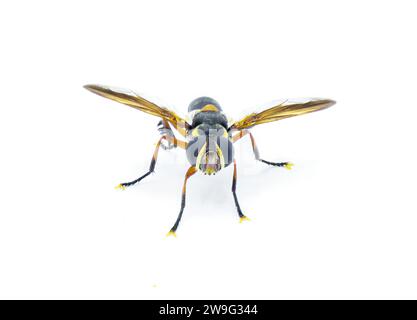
[200,151,221,175]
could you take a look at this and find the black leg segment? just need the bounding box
[115,136,165,190]
[232,160,250,223]
[232,130,293,170]
[260,159,293,169]
[167,166,198,236]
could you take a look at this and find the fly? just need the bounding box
[84,84,335,236]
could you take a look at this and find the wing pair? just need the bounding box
[84,84,335,135]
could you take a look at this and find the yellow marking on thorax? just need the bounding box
[201,104,219,112]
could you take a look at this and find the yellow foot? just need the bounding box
[115,184,126,190]
[284,162,294,170]
[239,215,251,223]
[166,230,177,238]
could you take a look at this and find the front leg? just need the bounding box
[232,159,250,223]
[166,166,198,237]
[231,130,293,170]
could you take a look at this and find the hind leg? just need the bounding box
[157,120,176,150]
[157,120,188,150]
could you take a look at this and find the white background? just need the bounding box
[1,0,416,299]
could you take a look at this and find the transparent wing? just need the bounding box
[229,98,335,131]
[84,84,191,135]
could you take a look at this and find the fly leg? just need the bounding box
[166,166,197,237]
[158,120,176,150]
[116,130,188,190]
[232,159,250,223]
[231,130,293,169]
[115,136,166,190]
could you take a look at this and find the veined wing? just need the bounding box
[84,84,191,135]
[229,98,335,131]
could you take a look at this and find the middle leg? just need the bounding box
[232,130,293,169]
[115,136,166,190]
[116,134,188,190]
